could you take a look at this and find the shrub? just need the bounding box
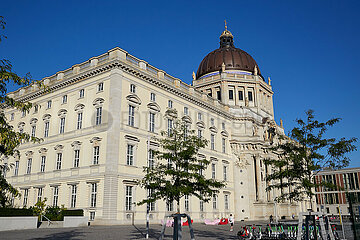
[0,208,33,216]
[44,206,63,221]
[62,209,84,217]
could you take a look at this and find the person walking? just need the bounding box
[229,214,234,232]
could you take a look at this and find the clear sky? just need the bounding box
[1,0,359,166]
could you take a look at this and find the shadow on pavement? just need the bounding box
[32,229,85,240]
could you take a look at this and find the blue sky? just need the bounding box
[1,0,359,166]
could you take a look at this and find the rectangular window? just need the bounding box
[222,138,226,153]
[23,189,28,206]
[224,194,229,210]
[40,156,46,173]
[62,95,67,104]
[200,199,204,212]
[149,112,155,132]
[148,150,154,169]
[213,194,217,209]
[210,134,215,150]
[150,92,156,101]
[125,186,133,211]
[126,145,134,166]
[212,163,216,179]
[238,91,244,100]
[167,119,173,136]
[90,212,95,221]
[26,158,32,174]
[74,150,80,168]
[128,105,135,126]
[147,188,155,211]
[59,117,65,134]
[31,125,36,137]
[184,195,189,212]
[90,183,97,208]
[198,129,203,138]
[79,89,84,98]
[198,112,202,121]
[130,84,136,93]
[71,185,77,208]
[229,90,234,100]
[44,121,50,137]
[98,82,104,92]
[248,91,253,101]
[96,107,102,125]
[77,112,83,130]
[210,118,214,126]
[10,113,14,121]
[47,100,52,109]
[166,200,173,212]
[217,91,221,101]
[93,146,99,165]
[34,105,38,113]
[53,187,59,206]
[222,122,225,130]
[223,165,228,181]
[14,161,19,176]
[56,153,62,170]
[22,110,26,117]
[168,100,173,108]
[37,188,43,202]
[184,107,188,115]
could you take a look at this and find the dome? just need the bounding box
[196,26,261,79]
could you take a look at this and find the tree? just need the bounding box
[265,110,357,206]
[137,110,225,213]
[0,16,41,207]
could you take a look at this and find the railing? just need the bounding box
[41,215,53,227]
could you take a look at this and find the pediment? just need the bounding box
[165,108,178,119]
[126,94,141,105]
[209,126,218,133]
[182,115,192,124]
[147,102,161,112]
[221,130,229,137]
[196,121,205,129]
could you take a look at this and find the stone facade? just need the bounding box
[5,36,305,224]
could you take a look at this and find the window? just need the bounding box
[147,189,155,211]
[184,195,189,212]
[23,189,28,206]
[79,89,85,98]
[71,185,77,208]
[14,161,19,176]
[40,156,46,172]
[222,138,226,153]
[238,91,244,101]
[22,110,26,117]
[34,105,38,113]
[166,200,173,212]
[217,91,221,101]
[149,112,155,132]
[47,100,52,109]
[98,82,104,92]
[210,118,214,126]
[74,150,80,168]
[210,134,215,150]
[59,117,65,134]
[62,95,67,104]
[31,125,36,137]
[90,183,97,208]
[213,194,217,209]
[222,122,225,130]
[212,163,216,179]
[130,84,136,93]
[229,90,234,100]
[125,186,133,211]
[150,93,156,101]
[26,158,32,174]
[95,107,102,125]
[10,113,14,121]
[224,194,229,210]
[44,122,50,137]
[248,91,253,101]
[127,144,134,166]
[128,105,135,126]
[200,199,204,212]
[168,100,173,108]
[198,129,203,138]
[53,187,59,206]
[167,119,173,136]
[184,107,188,115]
[148,150,154,169]
[56,153,62,170]
[198,112,202,121]
[93,146,99,165]
[90,212,96,221]
[223,165,228,181]
[37,188,43,202]
[77,112,83,129]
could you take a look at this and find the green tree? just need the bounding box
[0,16,41,207]
[32,198,47,220]
[265,110,357,206]
[137,110,225,213]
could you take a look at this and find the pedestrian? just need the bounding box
[229,214,234,232]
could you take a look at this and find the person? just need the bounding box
[269,215,273,223]
[229,214,234,232]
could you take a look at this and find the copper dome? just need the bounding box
[196,28,261,79]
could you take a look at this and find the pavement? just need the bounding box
[0,220,355,240]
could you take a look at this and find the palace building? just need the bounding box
[5,26,306,224]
